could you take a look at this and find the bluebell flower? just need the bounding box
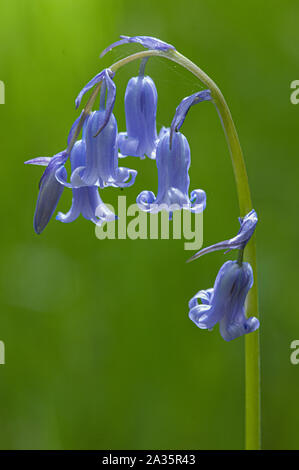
[56,139,116,225]
[118,70,158,159]
[25,151,68,234]
[189,260,259,341]
[100,35,175,57]
[170,90,212,146]
[56,108,137,189]
[188,209,258,262]
[136,128,206,214]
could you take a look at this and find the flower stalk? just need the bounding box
[70,45,261,449]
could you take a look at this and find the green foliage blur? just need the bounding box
[0,0,298,450]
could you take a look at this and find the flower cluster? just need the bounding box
[26,35,260,342]
[25,35,209,234]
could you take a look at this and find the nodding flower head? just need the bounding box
[58,83,138,190]
[118,66,158,159]
[67,110,137,189]
[56,139,116,226]
[25,152,68,234]
[188,209,258,262]
[189,260,259,341]
[136,128,206,215]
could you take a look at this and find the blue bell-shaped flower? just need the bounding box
[56,110,137,189]
[56,139,116,225]
[136,128,206,214]
[25,152,67,234]
[118,63,158,159]
[67,108,138,189]
[189,260,259,341]
[63,77,138,189]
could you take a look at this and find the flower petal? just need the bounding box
[24,157,52,166]
[170,90,212,145]
[189,304,219,330]
[190,189,207,213]
[95,200,117,226]
[188,288,214,309]
[136,190,156,211]
[118,133,140,158]
[220,316,260,342]
[75,69,115,110]
[67,111,85,146]
[93,70,116,136]
[100,35,175,57]
[56,193,81,223]
[187,209,258,262]
[118,75,158,159]
[113,167,137,188]
[34,164,67,234]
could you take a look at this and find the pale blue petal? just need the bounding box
[188,210,258,262]
[118,75,158,159]
[25,157,51,166]
[170,90,211,145]
[137,129,206,214]
[100,35,175,57]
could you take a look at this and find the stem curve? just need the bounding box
[74,47,261,449]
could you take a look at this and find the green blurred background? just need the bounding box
[0,0,298,450]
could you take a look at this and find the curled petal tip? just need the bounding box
[170,90,212,141]
[100,38,129,57]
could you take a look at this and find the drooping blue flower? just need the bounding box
[118,67,158,159]
[56,139,116,226]
[188,209,258,262]
[189,260,259,341]
[170,90,212,146]
[25,151,68,234]
[56,87,137,189]
[100,35,175,58]
[76,111,137,188]
[136,128,206,214]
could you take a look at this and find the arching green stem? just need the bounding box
[73,47,261,449]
